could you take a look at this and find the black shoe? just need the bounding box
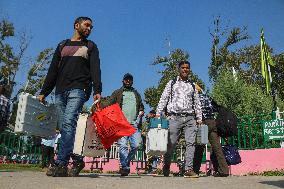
[163,164,170,177]
[46,164,68,177]
[213,172,229,177]
[68,161,85,177]
[120,168,130,176]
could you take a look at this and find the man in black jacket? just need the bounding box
[38,16,102,177]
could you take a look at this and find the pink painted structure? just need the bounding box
[83,148,284,175]
[228,148,284,175]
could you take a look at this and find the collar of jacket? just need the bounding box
[122,86,134,92]
[177,76,191,83]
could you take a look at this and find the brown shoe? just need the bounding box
[184,170,199,178]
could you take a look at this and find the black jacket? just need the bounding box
[40,40,102,98]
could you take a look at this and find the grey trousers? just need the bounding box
[164,115,198,171]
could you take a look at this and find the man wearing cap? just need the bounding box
[108,73,144,176]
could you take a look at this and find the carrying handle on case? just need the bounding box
[157,116,163,129]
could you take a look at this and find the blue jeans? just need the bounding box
[117,129,141,170]
[55,89,86,166]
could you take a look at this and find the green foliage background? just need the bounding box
[144,18,284,118]
[211,70,284,117]
[144,49,205,109]
[1,16,284,128]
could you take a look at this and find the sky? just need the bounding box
[1,0,284,111]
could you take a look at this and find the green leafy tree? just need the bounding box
[212,70,284,149]
[209,17,284,113]
[208,17,249,83]
[144,48,205,109]
[20,48,53,95]
[272,53,284,101]
[211,70,284,116]
[0,19,29,98]
[208,18,284,149]
[9,48,54,125]
[228,44,284,99]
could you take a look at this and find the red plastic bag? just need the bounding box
[92,103,136,149]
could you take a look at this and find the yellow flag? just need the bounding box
[260,29,275,94]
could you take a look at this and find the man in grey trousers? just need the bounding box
[156,60,202,178]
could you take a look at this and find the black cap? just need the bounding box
[123,73,133,80]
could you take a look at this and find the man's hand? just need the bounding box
[93,94,101,103]
[37,95,46,104]
[155,113,161,118]
[138,111,144,118]
[197,120,202,126]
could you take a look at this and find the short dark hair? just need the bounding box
[178,60,190,68]
[74,16,92,29]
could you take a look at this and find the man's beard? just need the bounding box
[123,83,132,89]
[78,28,90,39]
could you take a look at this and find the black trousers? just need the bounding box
[193,119,229,175]
[41,145,54,168]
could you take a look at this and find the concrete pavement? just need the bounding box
[1,171,284,189]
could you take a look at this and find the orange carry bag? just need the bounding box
[92,103,136,149]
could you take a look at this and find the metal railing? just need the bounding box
[0,130,41,164]
[0,113,282,165]
[221,114,281,149]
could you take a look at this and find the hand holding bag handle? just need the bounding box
[90,99,100,113]
[90,100,100,132]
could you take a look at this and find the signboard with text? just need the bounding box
[263,119,284,140]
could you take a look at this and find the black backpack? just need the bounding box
[58,39,94,101]
[215,106,238,138]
